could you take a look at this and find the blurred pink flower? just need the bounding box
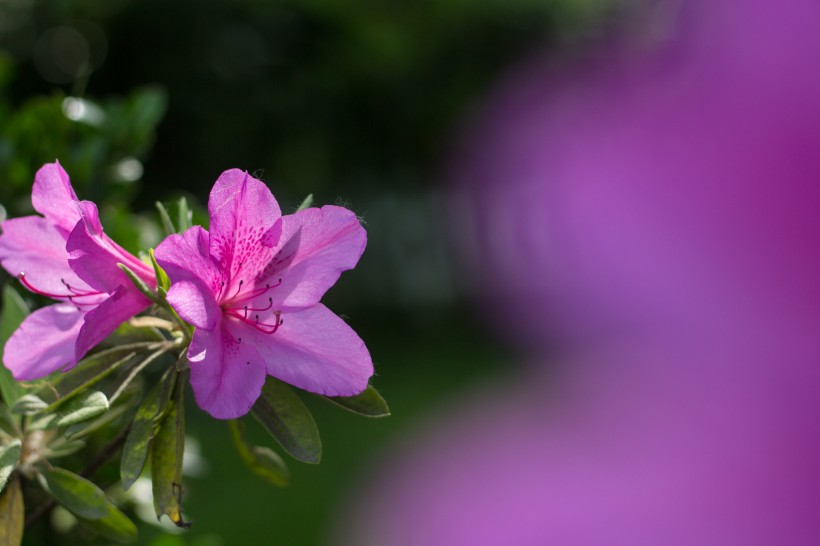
[155,169,372,419]
[451,0,820,354]
[0,162,156,379]
[339,0,820,544]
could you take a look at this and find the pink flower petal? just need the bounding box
[187,324,267,419]
[243,304,372,396]
[74,286,151,363]
[65,206,154,293]
[30,161,82,236]
[0,216,92,296]
[155,226,220,291]
[2,304,85,380]
[262,206,366,310]
[165,280,220,330]
[207,170,282,288]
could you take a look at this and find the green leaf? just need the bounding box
[296,193,314,212]
[78,508,138,544]
[40,468,136,542]
[149,248,170,291]
[150,370,188,527]
[0,440,21,494]
[0,286,28,408]
[155,201,176,237]
[117,263,159,304]
[31,391,109,430]
[251,378,322,464]
[44,438,86,459]
[41,467,111,519]
[66,386,138,439]
[121,368,176,491]
[324,385,391,418]
[228,420,289,487]
[0,405,19,438]
[0,476,23,546]
[10,394,47,415]
[177,196,192,232]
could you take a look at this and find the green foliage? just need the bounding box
[121,368,177,490]
[295,193,314,212]
[324,384,390,417]
[0,476,23,546]
[252,378,322,464]
[30,390,109,430]
[40,468,137,542]
[0,440,22,494]
[150,370,188,527]
[150,248,172,292]
[0,287,28,408]
[118,263,161,304]
[0,86,167,216]
[155,200,177,237]
[10,394,47,415]
[229,419,290,487]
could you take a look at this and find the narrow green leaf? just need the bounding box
[121,368,176,490]
[155,201,176,236]
[66,386,138,439]
[251,378,322,464]
[177,197,192,232]
[41,468,111,519]
[151,370,188,527]
[0,440,22,494]
[0,405,19,438]
[11,394,47,415]
[44,438,86,459]
[296,193,314,212]
[41,468,136,542]
[228,420,289,487]
[117,263,159,304]
[149,248,170,291]
[324,385,391,418]
[0,476,23,546]
[0,286,28,408]
[31,391,109,430]
[78,508,138,543]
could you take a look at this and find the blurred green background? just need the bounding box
[0,1,612,544]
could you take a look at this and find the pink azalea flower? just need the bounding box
[0,162,156,380]
[154,169,372,419]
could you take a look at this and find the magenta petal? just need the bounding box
[165,280,220,330]
[245,304,372,396]
[0,216,93,296]
[65,211,153,293]
[3,304,85,380]
[75,287,151,362]
[30,161,82,235]
[154,226,219,289]
[263,206,367,309]
[208,170,282,283]
[187,325,267,419]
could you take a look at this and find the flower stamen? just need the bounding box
[18,272,103,307]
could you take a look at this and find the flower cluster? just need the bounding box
[0,162,373,419]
